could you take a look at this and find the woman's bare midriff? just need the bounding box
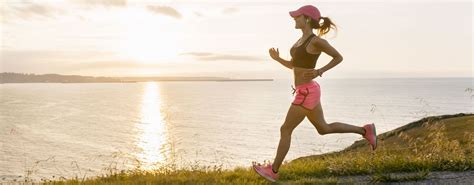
[293,66,315,86]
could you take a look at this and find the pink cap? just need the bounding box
[289,5,321,20]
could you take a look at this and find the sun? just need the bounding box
[118,8,180,64]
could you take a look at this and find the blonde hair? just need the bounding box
[306,15,338,37]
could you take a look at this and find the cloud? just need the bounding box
[2,3,65,21]
[71,0,127,8]
[14,4,54,17]
[222,7,238,14]
[67,60,167,70]
[0,49,174,73]
[146,5,182,19]
[1,0,127,22]
[194,11,203,17]
[1,49,118,66]
[182,52,213,57]
[181,52,263,61]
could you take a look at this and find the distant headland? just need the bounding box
[0,72,273,83]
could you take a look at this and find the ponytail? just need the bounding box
[308,16,337,37]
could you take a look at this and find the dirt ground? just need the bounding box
[336,170,474,184]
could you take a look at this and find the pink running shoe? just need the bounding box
[252,161,278,182]
[363,123,377,150]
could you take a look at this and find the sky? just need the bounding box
[0,0,472,79]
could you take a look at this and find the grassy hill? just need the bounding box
[41,113,473,184]
[282,113,473,184]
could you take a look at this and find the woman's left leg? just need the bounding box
[306,101,365,135]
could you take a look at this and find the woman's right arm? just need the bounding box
[275,58,293,70]
[269,48,293,70]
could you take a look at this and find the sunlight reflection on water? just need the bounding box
[135,82,170,170]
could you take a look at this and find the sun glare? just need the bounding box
[118,8,179,64]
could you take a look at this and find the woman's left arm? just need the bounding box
[304,38,343,79]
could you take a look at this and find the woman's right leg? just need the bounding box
[272,104,307,173]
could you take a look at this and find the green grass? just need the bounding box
[38,113,473,184]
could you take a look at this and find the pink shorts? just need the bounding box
[291,81,321,110]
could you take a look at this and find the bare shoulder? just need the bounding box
[309,36,341,58]
[310,36,329,47]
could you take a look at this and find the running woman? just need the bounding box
[252,5,377,182]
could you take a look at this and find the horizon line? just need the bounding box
[1,72,472,79]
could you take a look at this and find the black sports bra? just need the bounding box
[290,34,321,69]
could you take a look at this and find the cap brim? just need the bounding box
[289,10,302,17]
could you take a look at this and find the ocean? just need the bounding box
[0,78,472,182]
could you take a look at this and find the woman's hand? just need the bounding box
[303,69,323,79]
[268,48,281,61]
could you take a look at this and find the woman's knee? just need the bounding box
[308,115,331,135]
[280,124,294,136]
[316,124,332,135]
